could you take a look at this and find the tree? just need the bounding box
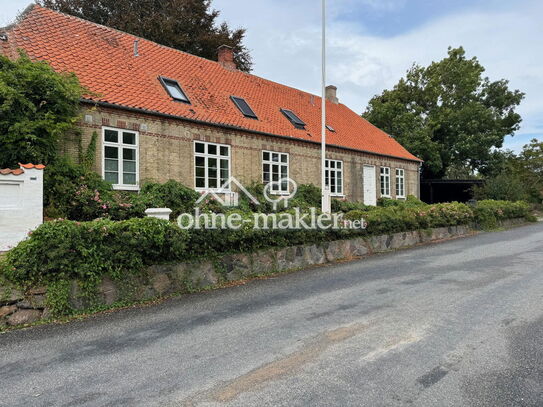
[39,0,253,72]
[472,172,531,202]
[0,53,84,168]
[363,47,524,178]
[474,139,543,203]
[520,139,543,179]
[518,139,543,200]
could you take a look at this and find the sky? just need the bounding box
[2,0,542,152]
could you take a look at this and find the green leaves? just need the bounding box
[1,218,189,286]
[1,198,531,289]
[363,47,524,178]
[0,53,84,168]
[475,139,542,203]
[473,200,531,229]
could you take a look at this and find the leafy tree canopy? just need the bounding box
[520,138,543,179]
[474,139,542,202]
[363,47,524,178]
[39,0,253,72]
[0,53,84,168]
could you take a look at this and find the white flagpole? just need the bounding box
[321,0,330,213]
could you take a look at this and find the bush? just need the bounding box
[0,52,84,168]
[473,173,531,202]
[377,195,427,208]
[1,218,188,286]
[44,156,148,221]
[345,201,474,235]
[473,200,532,229]
[138,180,202,218]
[238,183,323,213]
[332,199,372,213]
[291,184,322,208]
[0,198,533,291]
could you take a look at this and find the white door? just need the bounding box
[363,165,377,206]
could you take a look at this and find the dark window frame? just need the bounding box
[280,108,306,129]
[158,76,190,104]
[230,96,258,119]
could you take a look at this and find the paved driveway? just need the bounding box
[1,223,542,406]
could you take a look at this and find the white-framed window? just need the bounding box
[262,151,289,194]
[194,141,231,191]
[380,167,391,197]
[325,159,343,196]
[102,127,139,190]
[396,168,405,198]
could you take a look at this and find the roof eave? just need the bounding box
[81,99,423,163]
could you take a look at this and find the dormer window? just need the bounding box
[326,125,335,132]
[159,76,190,103]
[231,96,258,119]
[281,109,306,129]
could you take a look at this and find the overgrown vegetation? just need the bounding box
[1,199,532,289]
[474,139,543,203]
[44,133,144,220]
[2,218,188,287]
[0,52,85,168]
[472,200,535,229]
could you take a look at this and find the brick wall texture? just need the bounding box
[61,105,420,202]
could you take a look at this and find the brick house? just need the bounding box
[0,5,421,205]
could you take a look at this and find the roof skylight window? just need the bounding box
[159,76,190,103]
[280,109,306,129]
[231,96,258,119]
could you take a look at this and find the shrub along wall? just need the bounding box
[0,199,534,327]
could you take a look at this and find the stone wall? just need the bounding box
[0,218,528,329]
[62,105,421,202]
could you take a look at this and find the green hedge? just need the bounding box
[473,200,533,229]
[1,218,188,286]
[344,202,474,235]
[1,200,533,288]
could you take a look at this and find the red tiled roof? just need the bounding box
[19,163,46,170]
[0,163,45,176]
[1,5,421,162]
[0,168,24,176]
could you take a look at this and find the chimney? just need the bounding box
[325,85,339,104]
[217,45,236,71]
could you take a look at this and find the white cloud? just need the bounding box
[0,0,31,26]
[214,0,543,151]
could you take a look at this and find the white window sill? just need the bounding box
[112,184,140,191]
[381,195,392,198]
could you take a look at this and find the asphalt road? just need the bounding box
[1,222,543,407]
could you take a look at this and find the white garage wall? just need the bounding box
[0,165,44,252]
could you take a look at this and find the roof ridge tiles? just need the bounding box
[19,163,46,170]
